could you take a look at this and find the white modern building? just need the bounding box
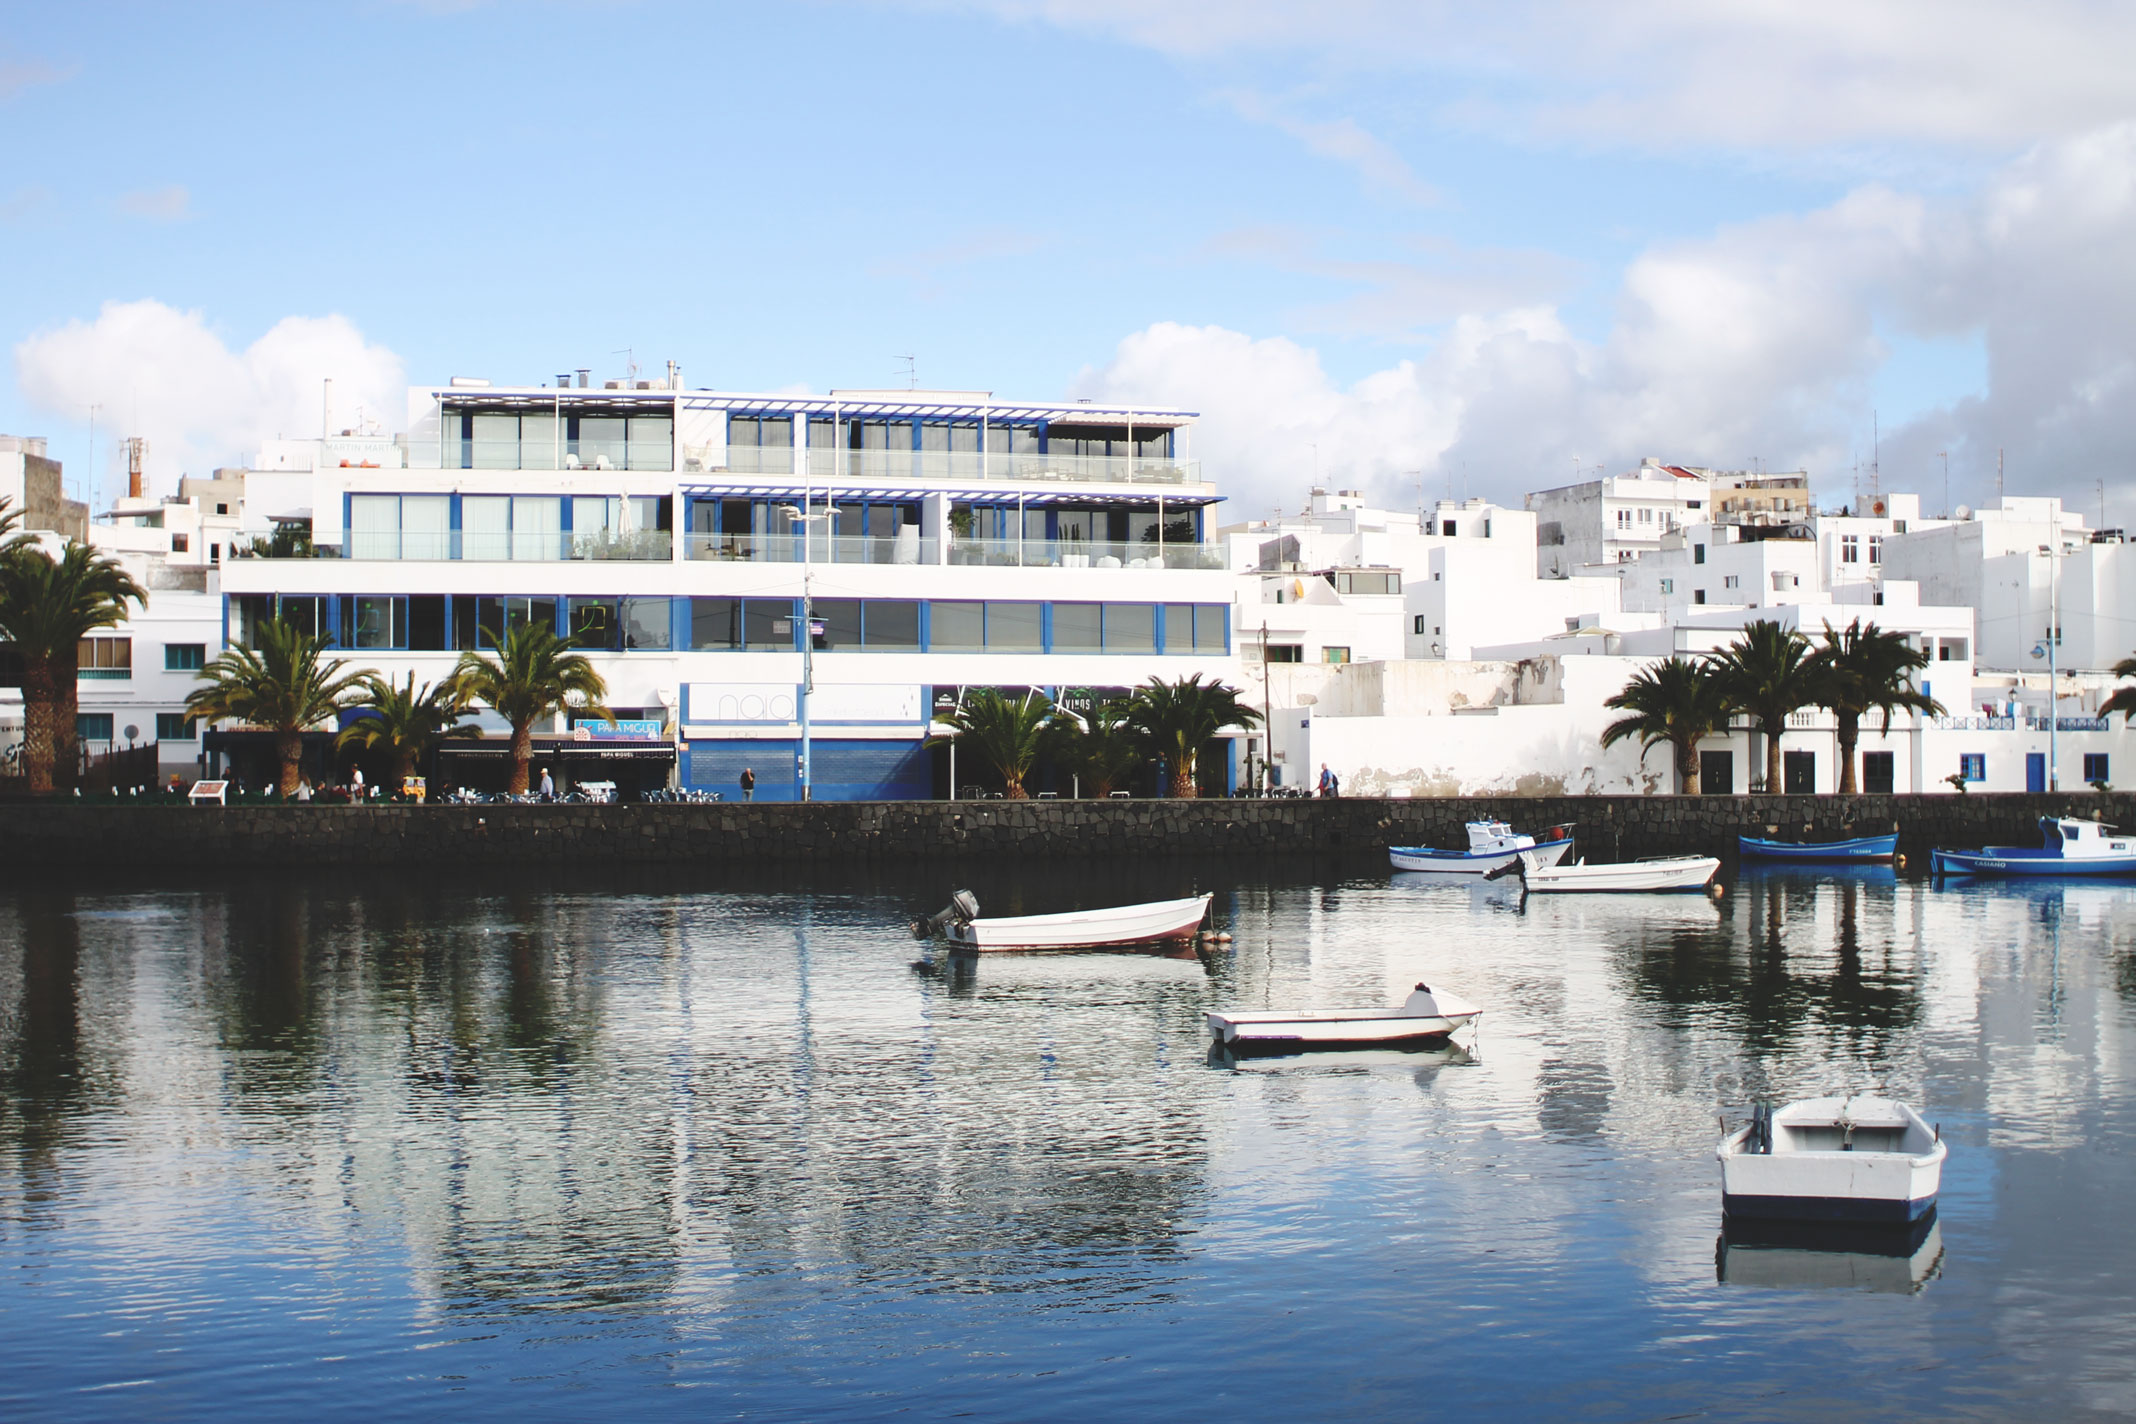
[213,377,1240,799]
[1527,459,1812,577]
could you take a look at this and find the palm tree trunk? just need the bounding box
[1676,737,1701,796]
[20,656,59,796]
[1764,716,1784,792]
[277,729,303,797]
[1835,712,1859,795]
[508,722,532,794]
[1003,773,1028,799]
[1171,750,1197,798]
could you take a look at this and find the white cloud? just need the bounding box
[115,185,191,222]
[1221,91,1441,205]
[13,301,405,496]
[1073,125,2136,521]
[923,1,2136,154]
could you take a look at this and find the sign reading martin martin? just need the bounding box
[573,719,667,741]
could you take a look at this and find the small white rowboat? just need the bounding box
[1206,982,1481,1050]
[1717,1095,1947,1225]
[934,893,1212,951]
[1519,850,1719,893]
[1389,819,1574,875]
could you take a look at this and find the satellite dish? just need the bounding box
[1955,504,1972,520]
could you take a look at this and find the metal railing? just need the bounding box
[947,538,1225,570]
[450,438,674,472]
[331,530,674,562]
[705,447,1202,487]
[683,532,938,565]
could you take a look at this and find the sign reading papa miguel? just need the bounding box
[573,719,668,741]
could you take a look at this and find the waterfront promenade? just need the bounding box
[0,791,2113,869]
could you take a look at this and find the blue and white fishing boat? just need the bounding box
[1739,831,1898,864]
[1930,817,2136,878]
[1389,820,1573,875]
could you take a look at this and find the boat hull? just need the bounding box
[1389,837,1572,874]
[1738,833,1897,863]
[944,893,1211,951]
[1523,855,1719,893]
[1205,1010,1479,1048]
[1721,1191,1937,1224]
[1931,848,2136,877]
[1716,1100,1946,1226]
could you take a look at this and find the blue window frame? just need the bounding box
[1959,753,1986,783]
[2085,753,2110,785]
[156,713,198,741]
[77,713,114,742]
[164,643,205,671]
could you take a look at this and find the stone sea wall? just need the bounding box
[0,791,2122,871]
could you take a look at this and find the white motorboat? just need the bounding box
[1205,982,1481,1051]
[1518,850,1720,893]
[1716,1095,1947,1225]
[1389,820,1574,874]
[918,891,1212,951]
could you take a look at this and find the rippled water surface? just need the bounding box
[3,860,2134,1421]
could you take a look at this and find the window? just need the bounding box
[156,713,198,741]
[340,595,406,649]
[1264,644,1303,663]
[744,601,793,651]
[1638,507,1653,524]
[1441,520,1457,537]
[863,601,920,651]
[2085,753,2110,785]
[567,596,622,650]
[1053,603,1102,651]
[1323,646,1351,664]
[1841,534,1860,563]
[1693,544,1705,564]
[76,713,114,742]
[1693,589,1707,604]
[1659,579,1674,595]
[1938,638,1969,662]
[1862,751,1895,794]
[165,643,205,671]
[930,601,984,651]
[812,599,862,651]
[172,533,189,553]
[1414,615,1427,635]
[691,598,742,651]
[985,602,1043,652]
[1333,571,1400,595]
[1615,509,1632,530]
[474,596,556,648]
[409,595,448,651]
[1103,603,1156,653]
[78,637,131,678]
[1959,753,1986,783]
[1165,604,1226,653]
[1723,575,1739,590]
[1869,535,1883,565]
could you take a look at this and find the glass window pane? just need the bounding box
[573,495,613,534]
[757,416,793,448]
[1052,603,1101,650]
[986,602,1042,651]
[1165,604,1194,653]
[577,417,626,469]
[729,415,761,447]
[626,416,673,470]
[1104,603,1156,652]
[568,597,620,650]
[930,601,983,652]
[622,597,671,651]
[471,414,519,469]
[513,496,560,561]
[348,595,398,649]
[744,600,792,651]
[349,495,398,560]
[1196,605,1226,652]
[409,595,448,650]
[402,495,450,559]
[813,599,861,651]
[462,495,509,561]
[519,414,558,469]
[691,598,741,651]
[862,600,919,651]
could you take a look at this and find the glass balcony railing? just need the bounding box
[947,538,1225,570]
[332,531,674,562]
[684,533,939,565]
[696,447,1203,486]
[452,439,674,472]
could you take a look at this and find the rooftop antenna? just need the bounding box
[896,353,917,390]
[1871,411,1880,505]
[613,347,637,384]
[1997,447,2004,502]
[2099,477,2107,530]
[1938,450,1949,519]
[86,402,100,513]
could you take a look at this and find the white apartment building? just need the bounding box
[213,377,1241,799]
[1527,458,1813,577]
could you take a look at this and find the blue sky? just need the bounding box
[4,2,2132,519]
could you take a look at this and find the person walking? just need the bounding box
[740,767,756,802]
[1318,762,1337,798]
[539,767,554,800]
[351,765,365,800]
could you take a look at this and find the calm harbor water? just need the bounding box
[2,859,2133,1421]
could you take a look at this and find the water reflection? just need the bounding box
[1718,1216,1945,1294]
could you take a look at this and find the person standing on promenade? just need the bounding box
[539,767,554,800]
[351,765,365,800]
[740,767,756,802]
[1319,763,1336,798]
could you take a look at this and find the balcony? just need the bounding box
[308,531,675,562]
[684,532,938,565]
[949,537,1225,570]
[710,446,1203,487]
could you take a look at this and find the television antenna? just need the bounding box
[896,354,917,389]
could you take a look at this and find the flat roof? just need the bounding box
[427,385,1194,426]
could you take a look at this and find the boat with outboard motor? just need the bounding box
[913,890,1212,951]
[1206,981,1481,1051]
[1389,820,1574,875]
[1717,1095,1947,1224]
[1516,850,1721,893]
[1930,816,2136,878]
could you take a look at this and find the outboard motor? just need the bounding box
[912,890,980,938]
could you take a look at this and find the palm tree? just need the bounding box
[451,622,613,794]
[0,540,148,795]
[929,687,1056,799]
[1060,703,1144,797]
[1601,656,1729,795]
[1712,620,1817,793]
[1126,674,1261,798]
[1806,619,1944,794]
[336,672,477,789]
[2099,654,2136,722]
[184,618,371,796]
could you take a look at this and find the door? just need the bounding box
[2027,752,2047,793]
[1699,750,1734,796]
[1783,750,1816,795]
[1862,751,1895,795]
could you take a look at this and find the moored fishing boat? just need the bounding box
[1930,816,2136,878]
[1389,820,1574,874]
[1738,831,1897,864]
[914,891,1212,951]
[1517,851,1720,893]
[1206,982,1481,1051]
[1716,1095,1947,1224]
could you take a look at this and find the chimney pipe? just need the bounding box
[576,369,590,388]
[125,436,145,500]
